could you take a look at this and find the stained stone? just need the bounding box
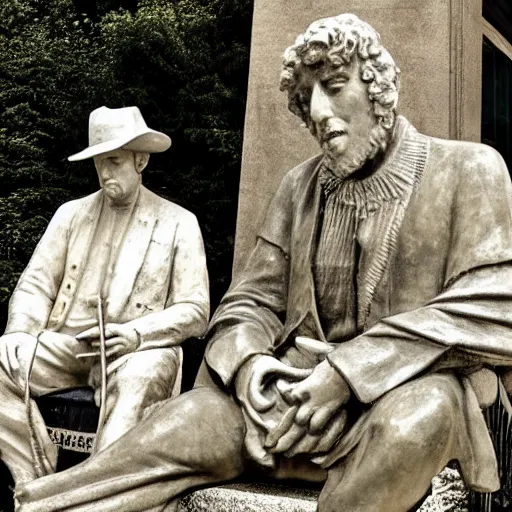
[13,13,512,512]
[233,0,482,274]
[0,106,210,486]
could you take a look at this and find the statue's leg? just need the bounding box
[318,373,463,512]
[0,367,48,485]
[94,348,180,450]
[0,335,89,485]
[16,386,246,512]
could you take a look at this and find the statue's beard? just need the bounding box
[323,122,391,179]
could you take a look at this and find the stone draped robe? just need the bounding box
[203,116,512,492]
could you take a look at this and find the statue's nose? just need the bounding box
[98,167,111,181]
[310,83,334,125]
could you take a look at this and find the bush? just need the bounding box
[0,0,253,328]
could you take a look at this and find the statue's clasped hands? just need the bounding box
[76,323,140,359]
[235,338,351,466]
[266,359,351,458]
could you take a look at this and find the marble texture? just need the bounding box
[178,483,318,512]
[420,467,469,512]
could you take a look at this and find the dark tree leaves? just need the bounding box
[0,0,253,328]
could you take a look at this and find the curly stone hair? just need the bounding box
[279,14,400,131]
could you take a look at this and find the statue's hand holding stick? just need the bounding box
[75,323,139,359]
[74,298,139,453]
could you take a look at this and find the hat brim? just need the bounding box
[68,129,171,161]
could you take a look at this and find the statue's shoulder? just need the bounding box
[52,190,102,222]
[425,134,508,180]
[281,154,324,191]
[140,186,198,224]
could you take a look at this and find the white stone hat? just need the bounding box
[68,106,172,161]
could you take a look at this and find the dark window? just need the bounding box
[481,37,512,172]
[483,0,512,45]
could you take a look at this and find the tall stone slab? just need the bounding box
[233,0,482,274]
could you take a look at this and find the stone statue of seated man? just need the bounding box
[0,106,209,485]
[15,14,512,512]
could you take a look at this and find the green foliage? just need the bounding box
[0,0,253,328]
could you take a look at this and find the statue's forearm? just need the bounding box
[5,288,54,336]
[328,263,512,403]
[204,238,290,387]
[125,301,209,350]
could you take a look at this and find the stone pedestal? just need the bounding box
[178,483,318,512]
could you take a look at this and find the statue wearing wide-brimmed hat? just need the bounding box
[68,105,171,161]
[0,106,209,486]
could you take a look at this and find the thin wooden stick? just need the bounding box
[92,294,108,454]
[25,331,53,476]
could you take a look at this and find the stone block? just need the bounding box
[178,466,469,512]
[178,483,318,512]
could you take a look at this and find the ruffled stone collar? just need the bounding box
[319,116,428,216]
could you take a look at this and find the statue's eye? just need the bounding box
[324,77,348,93]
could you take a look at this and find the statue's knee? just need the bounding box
[183,388,229,420]
[174,389,245,478]
[380,379,457,454]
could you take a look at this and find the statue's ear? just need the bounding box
[135,152,150,174]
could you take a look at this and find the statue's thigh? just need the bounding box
[20,334,90,395]
[319,373,465,511]
[105,347,181,405]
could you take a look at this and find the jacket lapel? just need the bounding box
[47,192,103,331]
[361,120,429,329]
[106,187,157,321]
[279,157,326,346]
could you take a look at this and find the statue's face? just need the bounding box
[303,58,379,178]
[94,149,141,205]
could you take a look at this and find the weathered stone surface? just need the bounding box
[13,11,509,512]
[178,468,469,512]
[419,467,469,512]
[0,106,209,486]
[234,0,481,274]
[178,483,318,512]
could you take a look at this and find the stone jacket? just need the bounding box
[6,185,209,350]
[203,117,512,491]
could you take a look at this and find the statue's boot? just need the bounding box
[16,387,246,512]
